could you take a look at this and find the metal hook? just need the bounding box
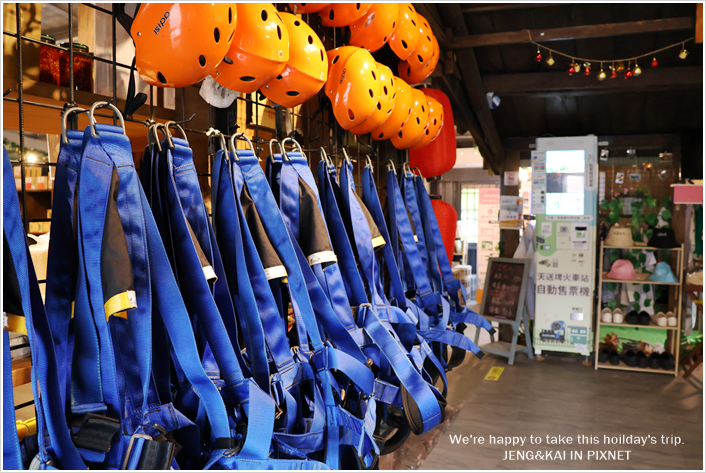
[403,161,412,175]
[155,123,174,149]
[229,133,257,161]
[282,137,307,164]
[206,128,228,152]
[341,148,352,166]
[365,155,374,171]
[61,106,85,144]
[165,121,188,142]
[89,101,126,138]
[320,147,334,168]
[387,159,397,174]
[147,123,162,153]
[269,139,284,164]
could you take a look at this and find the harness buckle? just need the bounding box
[121,431,178,470]
[71,412,121,453]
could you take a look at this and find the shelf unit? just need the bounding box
[594,243,684,376]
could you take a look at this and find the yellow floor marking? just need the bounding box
[484,366,504,381]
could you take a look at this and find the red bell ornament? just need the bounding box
[567,65,575,75]
[431,199,458,263]
[409,88,456,178]
[651,57,658,67]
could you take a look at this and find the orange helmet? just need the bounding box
[319,3,372,27]
[398,34,439,84]
[390,87,429,149]
[289,3,331,13]
[350,63,395,135]
[407,15,435,74]
[212,3,289,94]
[119,3,236,88]
[371,76,414,141]
[262,13,327,108]
[388,3,420,61]
[325,46,381,130]
[349,3,398,53]
[410,96,443,149]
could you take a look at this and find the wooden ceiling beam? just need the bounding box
[438,4,506,171]
[448,17,695,49]
[461,3,567,14]
[483,67,703,96]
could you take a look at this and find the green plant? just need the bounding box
[599,188,672,243]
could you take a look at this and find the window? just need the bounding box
[459,186,479,243]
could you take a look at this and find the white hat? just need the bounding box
[605,224,633,247]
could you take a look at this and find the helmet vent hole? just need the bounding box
[427,35,431,42]
[301,3,306,5]
[329,9,335,20]
[294,20,301,26]
[393,93,396,98]
[240,76,256,82]
[368,89,373,97]
[157,72,167,84]
[426,129,429,135]
[229,30,235,43]
[308,35,313,44]
[383,36,387,42]
[392,21,396,28]
[377,102,381,110]
[199,55,206,67]
[371,71,376,80]
[228,7,233,24]
[434,119,437,125]
[320,50,324,61]
[214,28,221,43]
[223,56,233,65]
[406,67,411,77]
[398,131,403,138]
[348,109,355,120]
[408,5,414,11]
[402,40,408,49]
[383,86,388,95]
[416,117,420,125]
[417,54,423,63]
[277,74,283,80]
[387,109,392,114]
[411,20,416,26]
[333,55,340,64]
[261,10,268,21]
[277,25,282,40]
[422,105,425,112]
[379,133,384,139]
[286,91,300,96]
[356,3,361,9]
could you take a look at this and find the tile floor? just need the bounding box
[419,330,703,470]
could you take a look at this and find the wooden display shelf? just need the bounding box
[603,245,682,251]
[601,272,681,285]
[595,243,684,377]
[596,359,677,375]
[599,321,679,330]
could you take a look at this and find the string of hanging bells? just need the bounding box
[529,31,695,80]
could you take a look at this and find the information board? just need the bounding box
[480,257,531,322]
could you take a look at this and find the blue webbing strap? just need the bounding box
[4,148,87,469]
[160,138,275,460]
[338,160,444,435]
[412,173,494,334]
[236,150,343,468]
[401,172,437,292]
[44,129,82,409]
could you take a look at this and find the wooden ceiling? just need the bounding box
[422,3,702,172]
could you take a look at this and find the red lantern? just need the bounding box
[409,89,456,178]
[431,199,458,263]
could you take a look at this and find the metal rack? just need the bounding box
[3,3,409,415]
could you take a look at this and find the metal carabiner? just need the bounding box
[88,101,126,138]
[229,133,257,161]
[164,121,188,142]
[281,137,307,164]
[61,106,85,145]
[387,159,397,174]
[365,154,374,170]
[269,138,285,164]
[155,122,174,150]
[147,123,162,153]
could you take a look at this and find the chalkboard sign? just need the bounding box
[480,257,531,322]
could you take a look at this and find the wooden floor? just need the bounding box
[419,334,703,470]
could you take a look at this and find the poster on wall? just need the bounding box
[477,188,501,289]
[499,196,523,230]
